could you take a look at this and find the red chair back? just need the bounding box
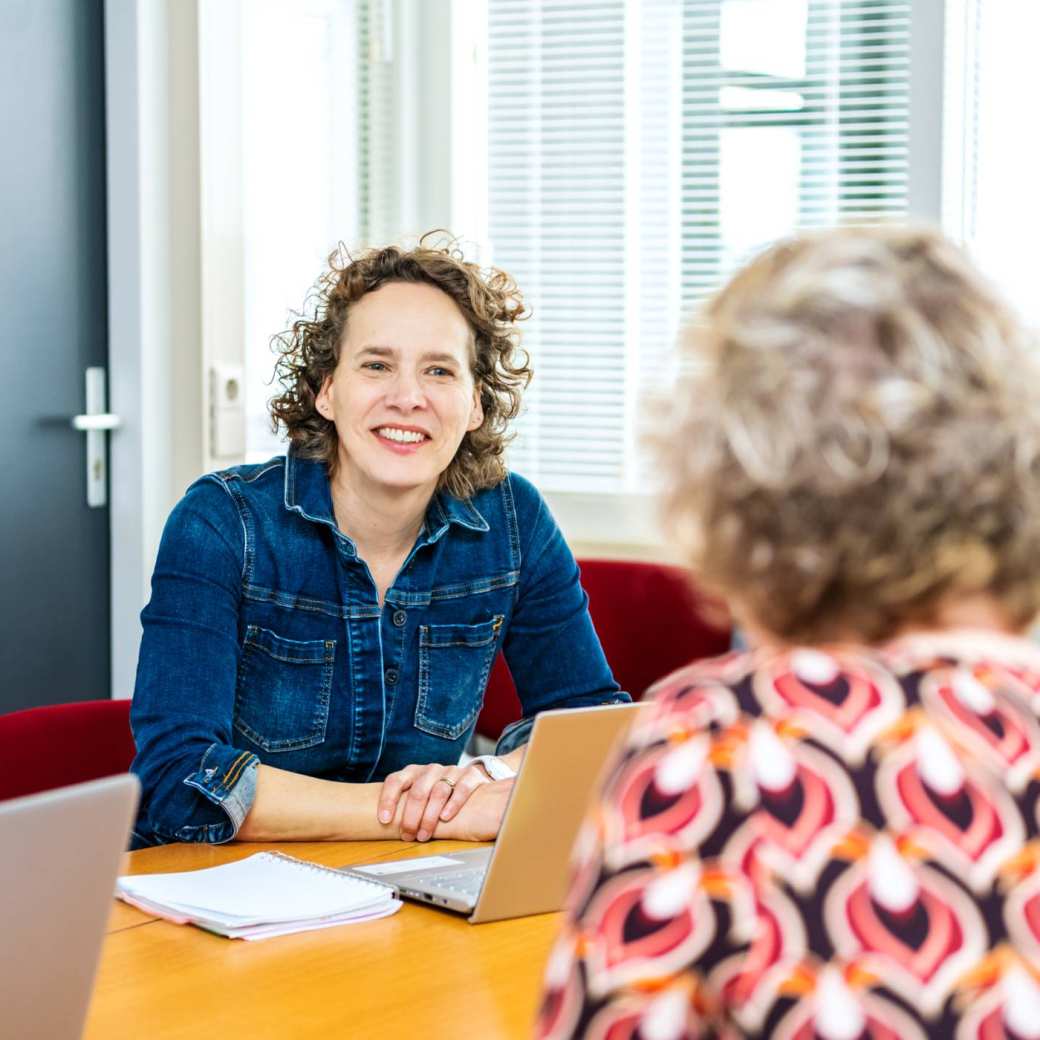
[475,558,731,740]
[0,699,135,801]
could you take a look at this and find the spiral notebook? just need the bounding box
[116,852,401,940]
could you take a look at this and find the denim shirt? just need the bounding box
[129,453,625,847]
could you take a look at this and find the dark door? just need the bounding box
[0,0,110,713]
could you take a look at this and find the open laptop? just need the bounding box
[0,774,139,1040]
[343,701,643,923]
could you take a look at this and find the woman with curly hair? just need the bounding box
[538,226,1040,1039]
[129,236,625,848]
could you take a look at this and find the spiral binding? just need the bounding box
[261,851,397,894]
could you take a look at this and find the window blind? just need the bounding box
[487,1,630,491]
[486,0,913,494]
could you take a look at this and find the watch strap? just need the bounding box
[469,754,517,781]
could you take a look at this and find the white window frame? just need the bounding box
[106,0,210,699]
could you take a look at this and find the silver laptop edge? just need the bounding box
[1,773,139,1040]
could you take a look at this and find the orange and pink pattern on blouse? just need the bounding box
[536,633,1040,1040]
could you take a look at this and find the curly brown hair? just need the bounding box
[269,233,532,499]
[654,225,1040,644]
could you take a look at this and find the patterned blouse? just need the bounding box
[535,630,1040,1040]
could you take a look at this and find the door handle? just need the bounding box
[71,413,122,431]
[71,367,120,507]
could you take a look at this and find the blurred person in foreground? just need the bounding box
[537,226,1040,1039]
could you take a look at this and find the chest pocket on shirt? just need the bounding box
[415,616,503,741]
[234,625,335,752]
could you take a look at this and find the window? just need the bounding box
[486,0,914,495]
[239,0,453,465]
[963,0,1040,325]
[238,0,359,462]
[230,0,937,536]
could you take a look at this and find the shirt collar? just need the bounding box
[282,451,490,542]
[283,452,339,532]
[423,487,491,543]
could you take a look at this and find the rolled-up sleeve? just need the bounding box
[130,477,259,847]
[496,475,629,754]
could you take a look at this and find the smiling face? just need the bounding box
[315,281,484,501]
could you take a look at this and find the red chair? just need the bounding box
[475,558,732,741]
[0,699,135,802]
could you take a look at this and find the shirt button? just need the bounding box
[385,668,399,685]
[392,610,407,627]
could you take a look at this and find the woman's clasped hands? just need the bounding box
[377,761,513,843]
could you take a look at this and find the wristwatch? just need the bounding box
[469,754,517,781]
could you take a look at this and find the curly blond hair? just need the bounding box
[269,234,531,499]
[654,225,1040,643]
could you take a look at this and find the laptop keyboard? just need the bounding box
[417,868,485,898]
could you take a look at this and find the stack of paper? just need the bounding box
[117,851,401,940]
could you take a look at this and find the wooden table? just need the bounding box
[86,841,559,1039]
